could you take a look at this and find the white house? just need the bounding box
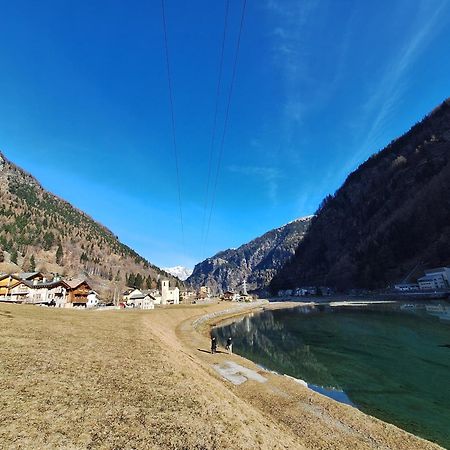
[142,295,155,310]
[86,291,100,308]
[418,267,450,290]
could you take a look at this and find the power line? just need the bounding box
[161,0,185,248]
[200,0,230,256]
[204,0,247,252]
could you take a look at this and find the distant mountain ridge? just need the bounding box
[271,98,450,292]
[0,151,177,297]
[187,216,313,294]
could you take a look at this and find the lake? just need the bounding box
[213,302,450,449]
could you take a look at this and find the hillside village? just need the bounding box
[0,271,185,309]
[0,270,258,309]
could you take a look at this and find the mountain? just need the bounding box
[271,98,450,292]
[0,151,178,297]
[187,216,313,294]
[163,266,193,281]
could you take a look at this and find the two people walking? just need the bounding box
[210,335,233,354]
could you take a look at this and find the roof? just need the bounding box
[66,279,90,289]
[418,275,437,282]
[16,272,42,280]
[129,293,157,301]
[24,279,70,289]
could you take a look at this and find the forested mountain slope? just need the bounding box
[271,99,450,291]
[0,152,178,297]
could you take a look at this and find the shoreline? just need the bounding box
[1,301,444,449]
[188,299,444,449]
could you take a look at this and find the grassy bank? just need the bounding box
[0,303,443,449]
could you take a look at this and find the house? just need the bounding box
[142,295,155,310]
[197,286,211,299]
[122,288,136,301]
[418,267,450,290]
[65,279,92,306]
[394,283,419,292]
[86,291,100,308]
[161,279,179,304]
[0,274,69,305]
[27,279,69,305]
[180,290,195,302]
[222,291,239,301]
[0,274,21,299]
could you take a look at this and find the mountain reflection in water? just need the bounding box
[213,302,450,449]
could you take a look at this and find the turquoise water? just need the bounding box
[213,303,450,449]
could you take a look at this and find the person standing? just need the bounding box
[226,336,233,354]
[211,336,217,354]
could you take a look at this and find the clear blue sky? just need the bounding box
[1,0,450,269]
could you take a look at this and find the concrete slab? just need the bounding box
[213,361,267,385]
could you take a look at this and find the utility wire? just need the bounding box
[161,0,185,249]
[200,0,230,256]
[204,0,247,252]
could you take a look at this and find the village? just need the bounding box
[0,271,256,309]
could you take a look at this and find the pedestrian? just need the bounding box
[211,336,217,354]
[226,336,233,354]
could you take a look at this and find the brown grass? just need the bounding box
[0,303,443,450]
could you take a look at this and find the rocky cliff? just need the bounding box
[188,216,312,294]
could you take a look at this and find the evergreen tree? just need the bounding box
[56,244,63,265]
[11,249,18,264]
[128,273,136,287]
[115,270,121,282]
[43,232,55,250]
[30,254,36,271]
[145,275,152,289]
[108,268,113,281]
[135,273,143,289]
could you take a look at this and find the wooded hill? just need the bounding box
[271,98,450,291]
[0,152,180,297]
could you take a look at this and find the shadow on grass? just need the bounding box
[197,348,227,354]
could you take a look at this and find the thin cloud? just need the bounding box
[344,0,449,174]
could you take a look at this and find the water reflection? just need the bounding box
[213,301,450,448]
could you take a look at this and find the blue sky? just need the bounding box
[1,0,450,269]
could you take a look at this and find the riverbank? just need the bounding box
[0,302,443,449]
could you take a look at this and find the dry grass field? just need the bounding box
[0,303,443,450]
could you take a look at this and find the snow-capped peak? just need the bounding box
[163,266,193,281]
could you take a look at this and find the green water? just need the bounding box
[213,303,450,448]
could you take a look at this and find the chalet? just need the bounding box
[0,275,69,305]
[0,274,21,299]
[222,291,239,301]
[65,279,92,306]
[27,279,69,305]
